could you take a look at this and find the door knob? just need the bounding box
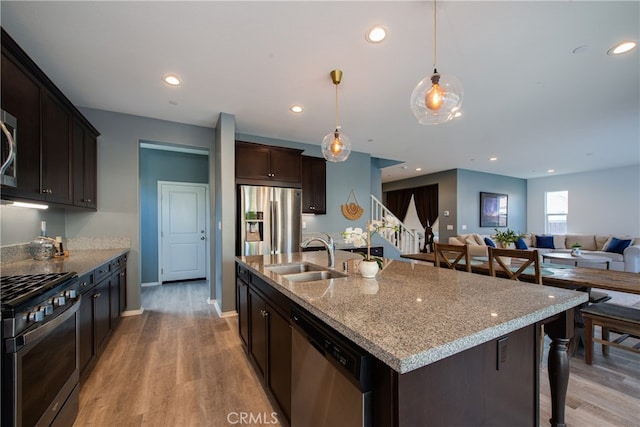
[201,236,206,240]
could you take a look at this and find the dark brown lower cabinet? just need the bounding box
[266,306,292,421]
[78,273,96,378]
[79,253,129,383]
[237,278,249,348]
[94,277,111,353]
[249,289,268,377]
[244,274,292,424]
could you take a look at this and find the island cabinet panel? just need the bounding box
[378,324,537,427]
[301,156,326,214]
[237,262,292,424]
[236,275,250,348]
[266,306,292,422]
[249,289,268,378]
[235,141,303,187]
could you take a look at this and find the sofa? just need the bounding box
[448,233,640,273]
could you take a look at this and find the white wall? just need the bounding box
[527,165,640,236]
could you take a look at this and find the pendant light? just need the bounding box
[410,0,463,125]
[321,69,351,162]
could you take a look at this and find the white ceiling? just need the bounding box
[2,1,638,183]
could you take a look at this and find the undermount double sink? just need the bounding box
[265,262,348,282]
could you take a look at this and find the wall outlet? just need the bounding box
[443,210,450,217]
[446,225,453,230]
[462,225,467,230]
[302,221,307,229]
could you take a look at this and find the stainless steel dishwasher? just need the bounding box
[290,307,373,427]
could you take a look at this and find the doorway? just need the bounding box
[139,143,209,286]
[158,182,209,283]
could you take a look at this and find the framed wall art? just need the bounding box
[480,192,508,227]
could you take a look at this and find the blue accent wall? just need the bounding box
[139,147,209,283]
[457,169,527,235]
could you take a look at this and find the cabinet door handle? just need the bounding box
[93,293,101,298]
[41,189,52,194]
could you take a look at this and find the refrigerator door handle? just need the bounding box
[271,200,279,254]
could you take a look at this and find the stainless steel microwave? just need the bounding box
[1,109,17,187]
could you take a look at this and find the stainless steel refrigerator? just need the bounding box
[238,185,302,256]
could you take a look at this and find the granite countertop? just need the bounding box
[0,248,130,277]
[237,251,588,374]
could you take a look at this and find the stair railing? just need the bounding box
[370,195,419,254]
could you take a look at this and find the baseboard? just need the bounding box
[121,307,144,317]
[207,298,238,318]
[141,282,159,287]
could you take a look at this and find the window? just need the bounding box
[545,191,568,234]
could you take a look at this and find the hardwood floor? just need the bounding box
[75,282,639,426]
[74,281,281,426]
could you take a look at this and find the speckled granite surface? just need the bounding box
[0,248,129,277]
[237,251,588,374]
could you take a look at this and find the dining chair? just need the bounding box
[488,248,542,285]
[433,243,471,272]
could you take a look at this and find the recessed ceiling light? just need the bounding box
[365,25,387,43]
[547,169,555,173]
[415,167,422,171]
[290,104,303,113]
[163,74,181,86]
[572,45,589,54]
[489,157,497,161]
[607,41,637,55]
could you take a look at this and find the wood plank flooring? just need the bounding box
[75,281,639,427]
[74,281,280,426]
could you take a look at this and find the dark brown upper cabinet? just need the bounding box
[301,156,326,214]
[73,119,98,210]
[1,28,99,210]
[235,141,303,187]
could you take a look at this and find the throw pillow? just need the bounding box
[535,235,555,249]
[605,237,632,254]
[515,237,528,250]
[473,234,486,245]
[465,237,479,246]
[484,237,496,248]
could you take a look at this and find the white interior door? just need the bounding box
[159,182,208,283]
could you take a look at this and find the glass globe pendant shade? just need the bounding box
[410,71,463,125]
[321,129,351,162]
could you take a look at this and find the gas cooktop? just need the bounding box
[1,272,76,310]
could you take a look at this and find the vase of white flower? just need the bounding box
[343,216,399,278]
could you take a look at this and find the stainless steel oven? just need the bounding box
[1,273,80,427]
[1,109,17,187]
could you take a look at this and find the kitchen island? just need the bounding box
[237,250,587,426]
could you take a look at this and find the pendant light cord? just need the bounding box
[433,0,438,71]
[335,83,339,130]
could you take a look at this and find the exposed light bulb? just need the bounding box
[330,132,343,155]
[426,74,445,110]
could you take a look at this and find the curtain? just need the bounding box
[414,184,438,227]
[385,188,413,221]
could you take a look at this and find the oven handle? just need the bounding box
[6,296,81,353]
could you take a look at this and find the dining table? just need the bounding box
[401,252,640,295]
